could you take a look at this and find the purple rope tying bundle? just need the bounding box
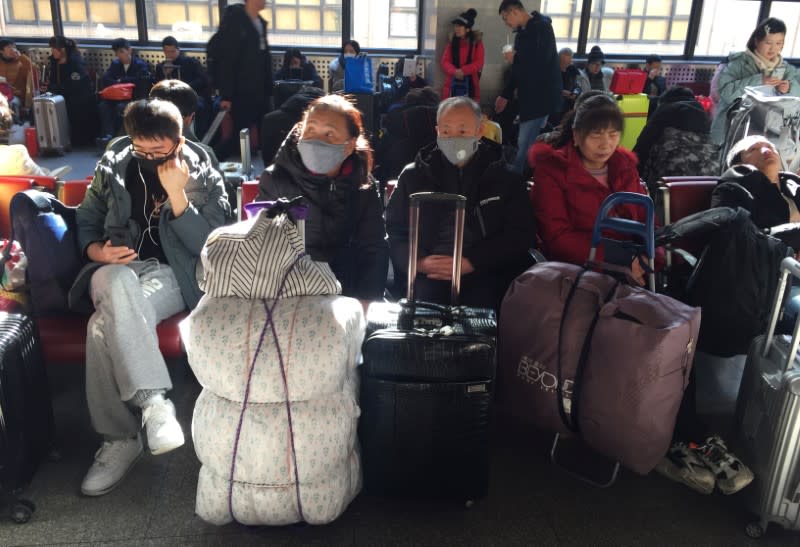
[227,252,307,523]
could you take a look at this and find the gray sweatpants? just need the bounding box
[85,261,186,439]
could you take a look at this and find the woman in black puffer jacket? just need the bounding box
[46,36,97,145]
[257,94,389,301]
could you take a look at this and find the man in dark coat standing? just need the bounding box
[214,0,273,160]
[496,0,561,175]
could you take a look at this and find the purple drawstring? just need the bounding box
[227,253,307,523]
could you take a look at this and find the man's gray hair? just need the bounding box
[437,96,482,126]
[559,47,574,56]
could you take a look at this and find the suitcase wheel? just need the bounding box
[745,522,765,539]
[10,499,35,524]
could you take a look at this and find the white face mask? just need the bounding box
[343,53,356,58]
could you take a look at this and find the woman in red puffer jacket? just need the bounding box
[440,9,485,101]
[529,94,658,281]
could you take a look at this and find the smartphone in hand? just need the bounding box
[108,226,134,249]
[772,66,786,80]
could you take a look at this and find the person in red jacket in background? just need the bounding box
[529,94,657,283]
[440,9,485,101]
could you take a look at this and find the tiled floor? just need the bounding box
[1,357,799,547]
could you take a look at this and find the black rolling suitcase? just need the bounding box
[360,192,497,503]
[0,313,55,523]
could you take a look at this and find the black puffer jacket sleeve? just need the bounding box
[385,166,414,278]
[461,165,536,272]
[350,182,389,300]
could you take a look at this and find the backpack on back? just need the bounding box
[2,190,84,315]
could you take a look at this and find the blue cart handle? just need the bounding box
[589,192,655,261]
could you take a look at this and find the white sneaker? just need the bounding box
[81,435,144,496]
[142,398,185,455]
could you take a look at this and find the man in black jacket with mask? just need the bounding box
[213,0,273,160]
[386,96,536,310]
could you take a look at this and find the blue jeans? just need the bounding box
[512,115,548,174]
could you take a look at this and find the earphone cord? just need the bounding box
[136,162,166,258]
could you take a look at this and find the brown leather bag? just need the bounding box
[499,261,701,474]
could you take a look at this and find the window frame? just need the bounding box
[1,0,799,60]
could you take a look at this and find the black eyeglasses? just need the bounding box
[131,140,179,161]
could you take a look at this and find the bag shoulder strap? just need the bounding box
[557,269,619,433]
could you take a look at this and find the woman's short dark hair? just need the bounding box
[572,94,623,135]
[548,91,612,148]
[283,48,304,67]
[302,94,373,175]
[747,18,787,52]
[123,99,183,142]
[342,40,360,56]
[48,35,75,51]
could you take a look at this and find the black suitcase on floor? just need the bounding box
[360,192,497,502]
[0,313,55,523]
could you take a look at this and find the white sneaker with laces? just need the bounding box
[81,435,144,496]
[142,398,185,455]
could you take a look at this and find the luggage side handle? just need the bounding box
[406,192,466,305]
[764,257,800,370]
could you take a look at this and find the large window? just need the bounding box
[694,0,760,55]
[259,0,341,48]
[59,0,138,40]
[145,0,219,43]
[540,0,582,51]
[352,0,417,49]
[1,0,54,38]
[542,0,690,55]
[589,0,691,55]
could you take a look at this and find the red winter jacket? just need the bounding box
[530,141,657,265]
[441,32,485,101]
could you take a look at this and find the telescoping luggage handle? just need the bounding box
[589,191,656,291]
[407,192,466,305]
[764,257,800,370]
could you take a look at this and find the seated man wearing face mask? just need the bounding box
[71,98,229,497]
[386,96,536,310]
